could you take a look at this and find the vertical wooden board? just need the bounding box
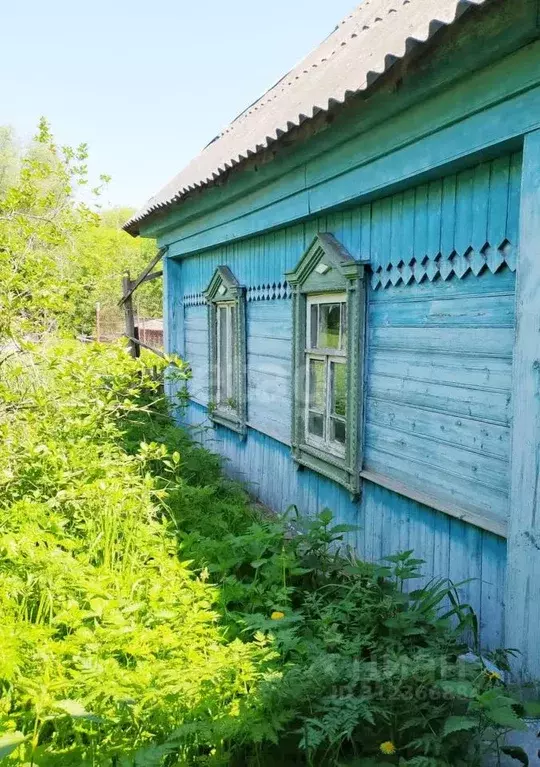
[360,203,372,260]
[390,192,404,266]
[430,509,451,584]
[362,482,385,563]
[441,173,457,257]
[370,198,385,271]
[471,161,490,252]
[291,224,305,270]
[402,188,416,266]
[349,207,363,258]
[487,154,511,248]
[506,151,523,247]
[409,509,436,588]
[326,210,344,247]
[381,196,393,269]
[448,519,483,632]
[480,533,506,650]
[455,167,475,255]
[427,178,443,258]
[413,184,428,262]
[275,228,287,278]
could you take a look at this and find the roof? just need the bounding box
[125,0,488,235]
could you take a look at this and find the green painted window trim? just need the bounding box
[286,233,368,496]
[204,265,247,437]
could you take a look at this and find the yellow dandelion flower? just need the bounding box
[379,741,396,755]
[270,610,285,620]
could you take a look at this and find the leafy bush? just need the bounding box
[0,341,534,766]
[0,342,276,765]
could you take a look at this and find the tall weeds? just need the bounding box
[0,341,534,766]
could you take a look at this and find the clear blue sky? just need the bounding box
[1,0,356,210]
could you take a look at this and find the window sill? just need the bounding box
[360,469,508,539]
[210,410,246,437]
[293,441,359,497]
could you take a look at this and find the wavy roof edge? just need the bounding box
[124,0,487,236]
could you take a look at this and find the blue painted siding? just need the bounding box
[177,153,519,520]
[165,151,521,650]
[177,399,506,650]
[365,267,515,521]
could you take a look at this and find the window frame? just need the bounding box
[286,234,368,497]
[305,293,348,458]
[204,266,247,437]
[216,300,236,409]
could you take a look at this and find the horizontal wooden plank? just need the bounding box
[184,342,208,360]
[369,326,514,356]
[246,336,291,361]
[248,371,290,399]
[366,397,510,459]
[368,349,512,391]
[247,409,291,444]
[364,447,508,521]
[184,316,208,332]
[369,266,517,303]
[184,328,207,346]
[247,319,292,341]
[248,301,293,321]
[366,422,509,491]
[361,470,508,538]
[247,356,291,380]
[369,292,515,328]
[367,373,511,424]
[184,305,207,319]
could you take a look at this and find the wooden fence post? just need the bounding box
[122,272,139,358]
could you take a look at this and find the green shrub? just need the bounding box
[0,342,276,766]
[0,341,534,766]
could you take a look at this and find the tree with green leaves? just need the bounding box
[0,118,160,342]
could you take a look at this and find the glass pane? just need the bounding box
[331,362,347,418]
[308,411,324,439]
[340,303,347,351]
[218,306,229,401]
[319,303,341,349]
[308,358,325,411]
[229,307,236,402]
[331,417,346,446]
[310,304,318,348]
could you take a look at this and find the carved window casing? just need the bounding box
[204,266,247,436]
[286,234,368,496]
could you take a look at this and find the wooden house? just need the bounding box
[125,0,540,679]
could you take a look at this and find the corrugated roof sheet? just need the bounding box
[125,0,487,234]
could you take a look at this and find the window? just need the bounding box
[286,234,368,496]
[204,266,247,436]
[306,294,348,455]
[216,302,236,408]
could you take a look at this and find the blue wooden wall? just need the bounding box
[164,151,521,649]
[175,400,506,650]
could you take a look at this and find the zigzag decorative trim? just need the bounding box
[247,282,292,301]
[184,282,292,306]
[184,292,206,307]
[371,240,516,290]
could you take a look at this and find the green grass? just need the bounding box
[0,341,532,767]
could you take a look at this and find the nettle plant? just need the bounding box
[137,433,539,767]
[0,340,536,767]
